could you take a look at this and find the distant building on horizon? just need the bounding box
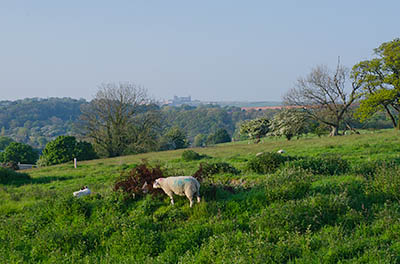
[165,95,201,106]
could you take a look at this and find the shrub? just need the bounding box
[114,162,164,198]
[353,157,400,178]
[0,167,31,184]
[0,161,19,170]
[193,162,240,182]
[247,152,287,174]
[181,150,202,161]
[290,154,349,175]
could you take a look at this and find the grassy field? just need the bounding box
[1,129,400,263]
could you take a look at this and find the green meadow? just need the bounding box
[1,129,400,263]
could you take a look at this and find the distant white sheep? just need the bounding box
[277,149,286,154]
[153,176,201,207]
[73,186,91,198]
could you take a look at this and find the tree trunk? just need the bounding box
[397,111,400,130]
[329,125,339,136]
[383,105,398,129]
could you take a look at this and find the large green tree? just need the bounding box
[352,38,400,129]
[1,142,38,164]
[39,136,97,166]
[159,127,189,150]
[80,83,161,157]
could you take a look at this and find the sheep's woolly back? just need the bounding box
[158,176,200,196]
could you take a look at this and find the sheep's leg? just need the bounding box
[196,189,201,203]
[166,191,174,205]
[185,190,195,207]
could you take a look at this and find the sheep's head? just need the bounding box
[153,179,162,189]
[142,182,149,193]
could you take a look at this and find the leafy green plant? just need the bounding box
[181,150,209,161]
[193,161,240,182]
[353,157,400,177]
[247,152,287,174]
[289,154,349,175]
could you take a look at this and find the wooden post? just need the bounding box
[74,158,77,168]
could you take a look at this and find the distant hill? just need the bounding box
[0,97,87,149]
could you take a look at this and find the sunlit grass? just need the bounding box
[1,128,400,263]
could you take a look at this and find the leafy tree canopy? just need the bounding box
[269,109,310,140]
[206,128,231,145]
[239,117,270,142]
[0,137,14,151]
[352,38,400,129]
[40,136,97,166]
[159,127,189,150]
[1,142,38,164]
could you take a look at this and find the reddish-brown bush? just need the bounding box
[114,162,165,197]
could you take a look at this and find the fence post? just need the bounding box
[74,158,77,168]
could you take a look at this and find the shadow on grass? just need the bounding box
[2,176,73,187]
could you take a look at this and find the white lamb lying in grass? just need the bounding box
[153,176,201,207]
[73,186,91,198]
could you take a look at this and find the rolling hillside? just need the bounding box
[1,129,400,263]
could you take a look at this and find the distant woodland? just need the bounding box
[0,97,393,151]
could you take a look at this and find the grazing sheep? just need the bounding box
[73,186,91,198]
[277,149,286,154]
[153,176,201,207]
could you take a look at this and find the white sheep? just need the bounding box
[277,149,286,154]
[153,176,201,207]
[73,186,91,198]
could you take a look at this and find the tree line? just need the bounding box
[0,38,398,166]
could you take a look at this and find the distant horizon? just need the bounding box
[0,95,282,105]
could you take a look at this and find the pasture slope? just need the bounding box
[1,129,400,263]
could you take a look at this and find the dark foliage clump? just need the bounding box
[290,154,349,175]
[114,162,164,198]
[247,152,287,174]
[193,162,240,182]
[1,161,19,171]
[0,167,31,184]
[181,150,209,162]
[353,157,400,178]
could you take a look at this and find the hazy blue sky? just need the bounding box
[1,0,399,102]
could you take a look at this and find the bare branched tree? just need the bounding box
[80,82,160,157]
[283,60,362,136]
